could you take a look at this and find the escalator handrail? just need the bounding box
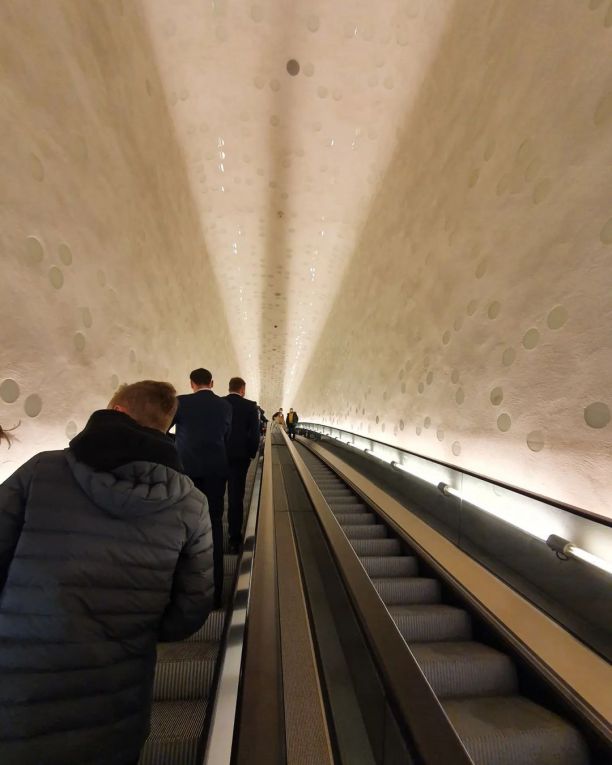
[203,438,277,764]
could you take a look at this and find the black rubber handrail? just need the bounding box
[299,422,611,527]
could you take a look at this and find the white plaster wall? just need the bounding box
[295,0,612,519]
[0,0,238,481]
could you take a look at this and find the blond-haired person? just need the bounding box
[0,381,214,765]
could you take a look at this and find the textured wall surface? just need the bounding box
[0,1,238,481]
[296,1,612,518]
[1,0,610,520]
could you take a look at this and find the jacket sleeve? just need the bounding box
[0,456,36,591]
[247,403,260,458]
[159,494,214,642]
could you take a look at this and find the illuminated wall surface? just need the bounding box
[1,1,611,518]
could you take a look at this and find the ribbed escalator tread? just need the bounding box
[329,503,370,513]
[224,554,238,576]
[140,699,208,765]
[186,609,225,642]
[344,524,388,539]
[154,641,218,700]
[390,604,472,642]
[443,696,590,765]
[373,577,441,605]
[361,556,419,577]
[337,512,377,525]
[352,538,401,556]
[410,642,518,699]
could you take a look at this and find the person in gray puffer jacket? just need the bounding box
[0,380,214,765]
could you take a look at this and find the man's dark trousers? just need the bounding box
[287,425,296,440]
[193,475,226,606]
[227,457,250,545]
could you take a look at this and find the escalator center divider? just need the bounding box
[276,439,415,765]
[272,448,335,765]
[233,431,286,765]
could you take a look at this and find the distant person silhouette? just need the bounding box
[286,407,299,440]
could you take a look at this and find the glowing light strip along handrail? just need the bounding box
[299,423,612,579]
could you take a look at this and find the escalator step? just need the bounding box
[443,696,590,765]
[352,538,401,556]
[326,495,365,504]
[224,554,238,576]
[329,503,370,513]
[336,513,377,525]
[373,577,441,605]
[390,604,472,642]
[186,609,225,642]
[154,641,218,700]
[361,556,419,577]
[410,642,518,699]
[344,525,388,540]
[140,699,208,765]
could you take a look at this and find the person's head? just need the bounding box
[108,381,177,432]
[289,408,294,413]
[228,376,246,397]
[190,368,213,391]
[279,408,283,413]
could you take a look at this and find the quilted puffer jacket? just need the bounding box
[0,410,214,765]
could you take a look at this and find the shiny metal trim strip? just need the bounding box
[202,443,265,765]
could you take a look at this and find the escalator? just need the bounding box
[138,458,259,765]
[291,439,610,765]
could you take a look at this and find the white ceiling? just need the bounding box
[141,0,451,408]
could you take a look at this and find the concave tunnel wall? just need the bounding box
[0,0,238,480]
[295,0,612,519]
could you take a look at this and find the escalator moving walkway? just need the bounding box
[138,468,250,764]
[297,444,596,765]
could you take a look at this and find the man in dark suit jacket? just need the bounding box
[224,377,260,552]
[173,368,232,606]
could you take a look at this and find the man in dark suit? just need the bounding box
[224,377,260,553]
[173,368,232,607]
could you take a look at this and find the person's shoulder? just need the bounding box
[218,394,232,411]
[175,482,211,524]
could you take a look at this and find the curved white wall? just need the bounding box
[1,0,610,520]
[296,1,612,519]
[0,2,238,481]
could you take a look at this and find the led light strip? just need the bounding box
[437,482,612,577]
[545,534,612,577]
[304,425,612,578]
